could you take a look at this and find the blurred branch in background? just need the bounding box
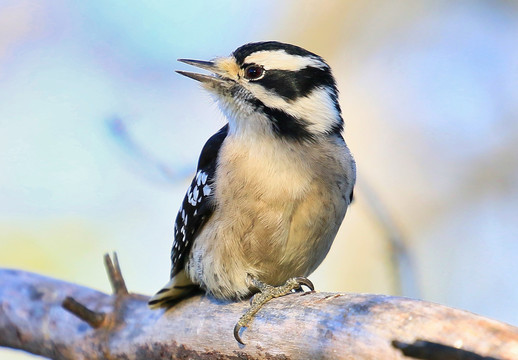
[358,178,419,298]
[106,116,194,184]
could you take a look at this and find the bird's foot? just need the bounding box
[233,276,314,345]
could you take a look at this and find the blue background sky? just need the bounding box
[1,1,518,358]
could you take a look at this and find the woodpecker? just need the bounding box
[148,41,356,344]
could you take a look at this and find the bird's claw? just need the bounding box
[293,276,314,292]
[234,322,246,345]
[233,276,314,345]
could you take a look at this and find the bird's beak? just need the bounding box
[176,59,228,85]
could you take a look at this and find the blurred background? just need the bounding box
[1,0,517,358]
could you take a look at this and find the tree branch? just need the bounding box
[1,256,517,359]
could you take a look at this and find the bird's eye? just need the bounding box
[244,65,264,80]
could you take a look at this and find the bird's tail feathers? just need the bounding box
[148,270,197,309]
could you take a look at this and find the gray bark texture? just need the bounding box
[1,266,517,359]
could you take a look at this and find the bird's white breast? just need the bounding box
[186,134,352,299]
[217,135,313,200]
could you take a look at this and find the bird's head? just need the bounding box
[177,41,343,141]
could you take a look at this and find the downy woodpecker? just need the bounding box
[148,41,356,344]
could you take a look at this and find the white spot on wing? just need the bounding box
[192,185,199,202]
[203,185,211,196]
[187,186,197,206]
[200,172,208,185]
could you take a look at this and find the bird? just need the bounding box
[148,41,356,344]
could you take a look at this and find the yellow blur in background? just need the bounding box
[1,1,518,359]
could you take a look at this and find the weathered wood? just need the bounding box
[1,268,517,359]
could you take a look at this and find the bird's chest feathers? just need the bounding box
[215,137,312,203]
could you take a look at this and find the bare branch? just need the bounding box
[104,252,128,296]
[1,258,517,359]
[61,296,106,329]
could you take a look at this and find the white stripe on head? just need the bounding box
[241,50,328,71]
[239,82,340,135]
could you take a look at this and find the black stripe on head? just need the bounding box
[329,117,344,135]
[257,100,344,139]
[233,41,322,65]
[248,98,315,141]
[330,92,343,133]
[245,66,337,101]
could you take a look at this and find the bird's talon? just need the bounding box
[233,322,246,345]
[294,276,314,291]
[233,276,316,344]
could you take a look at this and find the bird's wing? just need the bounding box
[170,124,228,278]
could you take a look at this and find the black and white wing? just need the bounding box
[148,125,228,308]
[170,124,228,277]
